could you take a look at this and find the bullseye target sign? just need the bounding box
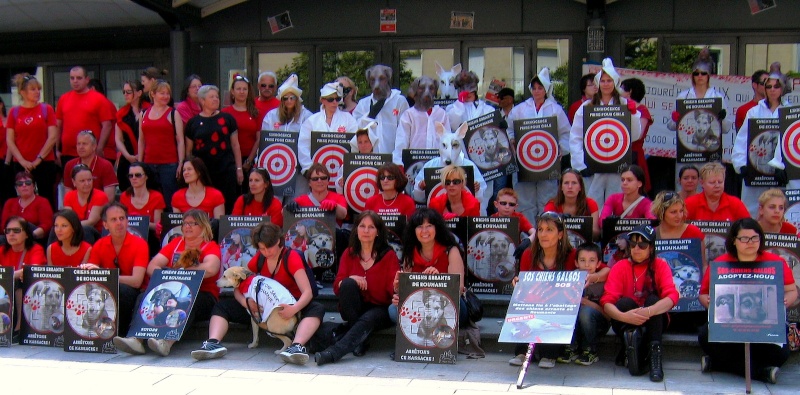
[779,107,800,181]
[343,153,392,213]
[311,132,352,189]
[257,131,299,197]
[582,106,631,173]
[427,183,446,205]
[513,116,560,182]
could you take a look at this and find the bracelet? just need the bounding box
[236,167,243,170]
[37,155,44,160]
[647,307,652,317]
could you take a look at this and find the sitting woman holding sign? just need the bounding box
[231,168,283,227]
[429,165,481,219]
[756,189,797,235]
[698,218,798,384]
[600,165,655,221]
[600,224,678,383]
[543,169,601,240]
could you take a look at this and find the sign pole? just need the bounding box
[516,343,535,389]
[744,342,751,394]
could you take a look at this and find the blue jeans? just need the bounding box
[573,304,610,352]
[147,163,179,211]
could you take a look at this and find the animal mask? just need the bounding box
[435,62,462,99]
[435,121,468,166]
[412,76,438,112]
[366,64,392,100]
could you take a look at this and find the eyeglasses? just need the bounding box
[765,84,782,90]
[260,83,276,89]
[662,191,678,201]
[497,201,518,207]
[342,87,353,96]
[122,90,134,95]
[4,228,22,234]
[234,75,250,83]
[537,211,563,224]
[735,235,760,244]
[281,95,298,101]
[444,179,463,186]
[630,241,651,250]
[323,97,342,103]
[692,71,709,76]
[15,180,33,187]
[379,175,396,181]
[310,176,329,182]
[128,173,145,179]
[182,221,200,228]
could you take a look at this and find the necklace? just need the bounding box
[632,263,647,298]
[382,192,398,207]
[19,197,34,213]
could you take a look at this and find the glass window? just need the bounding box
[220,47,248,106]
[104,69,140,109]
[321,50,375,100]
[259,51,310,103]
[537,39,569,106]
[51,67,97,105]
[670,44,731,75]
[625,38,659,71]
[399,48,455,97]
[744,43,800,78]
[468,46,525,102]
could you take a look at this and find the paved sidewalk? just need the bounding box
[0,340,798,395]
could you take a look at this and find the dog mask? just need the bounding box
[435,62,461,99]
[366,64,392,100]
[411,76,438,112]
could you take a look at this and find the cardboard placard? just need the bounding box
[395,272,460,364]
[101,215,148,239]
[655,238,704,312]
[564,216,594,250]
[424,166,475,205]
[463,111,517,181]
[127,269,204,340]
[283,207,337,273]
[343,153,392,213]
[20,265,66,347]
[62,268,119,353]
[764,232,800,323]
[709,260,785,343]
[0,267,12,347]
[745,118,781,187]
[779,106,800,181]
[676,98,723,163]
[310,131,353,190]
[499,270,586,344]
[160,212,184,247]
[219,215,268,271]
[582,105,632,173]
[514,116,561,182]
[601,218,656,267]
[380,213,406,262]
[690,221,732,264]
[402,149,439,203]
[466,216,519,295]
[257,130,300,197]
[785,189,800,232]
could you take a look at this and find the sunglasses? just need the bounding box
[310,176,329,182]
[260,83,276,89]
[15,180,33,187]
[323,97,342,103]
[662,191,678,201]
[122,90,134,95]
[735,235,760,244]
[281,95,298,101]
[692,71,709,76]
[537,211,563,224]
[497,201,518,207]
[342,87,353,96]
[234,75,250,83]
[765,84,782,90]
[23,75,37,81]
[128,173,145,179]
[4,227,22,234]
[630,241,651,250]
[444,179,463,186]
[379,175,396,181]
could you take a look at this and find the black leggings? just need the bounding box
[610,295,666,343]
[324,278,393,360]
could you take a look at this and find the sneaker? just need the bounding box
[556,347,577,364]
[538,357,556,369]
[700,355,711,373]
[509,354,526,366]
[147,338,172,357]
[280,343,309,365]
[191,340,228,361]
[113,336,145,355]
[575,350,599,366]
[763,366,779,384]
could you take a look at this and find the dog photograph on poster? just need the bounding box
[139,282,192,328]
[466,230,516,283]
[713,284,778,324]
[66,283,116,339]
[24,280,65,334]
[220,228,257,271]
[399,288,458,348]
[748,130,780,176]
[679,110,722,153]
[284,217,335,269]
[466,126,513,172]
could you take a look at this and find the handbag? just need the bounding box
[462,289,483,323]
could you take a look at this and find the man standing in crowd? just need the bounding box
[56,66,115,165]
[735,70,768,131]
[63,131,118,202]
[255,71,280,123]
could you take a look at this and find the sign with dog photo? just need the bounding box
[463,111,517,182]
[582,105,632,173]
[514,116,561,182]
[745,118,781,187]
[283,207,337,271]
[676,98,723,164]
[128,269,204,340]
[62,268,119,353]
[601,218,656,267]
[764,232,800,323]
[423,166,476,205]
[779,106,800,181]
[257,130,300,197]
[219,216,267,272]
[708,260,785,343]
[380,213,406,262]
[0,267,12,347]
[402,149,439,204]
[499,270,586,344]
[395,272,460,364]
[101,215,148,239]
[785,190,800,233]
[466,216,519,295]
[445,216,469,262]
[20,265,67,347]
[343,153,392,213]
[655,238,704,312]
[564,216,593,249]
[690,221,732,265]
[310,131,353,190]
[160,212,184,248]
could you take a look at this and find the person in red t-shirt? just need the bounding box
[55,66,114,164]
[63,164,109,236]
[231,168,283,227]
[685,162,750,222]
[543,169,601,241]
[363,162,416,218]
[2,172,53,241]
[491,188,535,239]
[255,71,280,122]
[756,188,798,235]
[288,163,349,225]
[1,216,46,340]
[567,73,596,124]
[315,212,400,365]
[698,218,798,384]
[63,131,118,203]
[429,165,480,219]
[172,158,225,219]
[82,203,148,335]
[222,76,261,179]
[47,209,92,267]
[114,209,220,357]
[175,75,203,128]
[88,78,119,162]
[115,80,150,192]
[735,70,769,132]
[6,73,59,209]
[652,190,706,259]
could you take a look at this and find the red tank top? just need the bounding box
[141,108,178,164]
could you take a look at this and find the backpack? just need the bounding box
[12,103,48,123]
[256,248,319,298]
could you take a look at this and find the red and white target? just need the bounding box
[345,167,378,212]
[517,130,558,172]
[256,143,297,186]
[584,118,630,164]
[782,120,800,168]
[312,144,347,188]
[427,183,445,205]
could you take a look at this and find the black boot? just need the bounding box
[624,328,645,376]
[649,341,663,382]
[353,339,370,357]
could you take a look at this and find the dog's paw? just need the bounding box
[409,311,421,324]
[247,342,259,349]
